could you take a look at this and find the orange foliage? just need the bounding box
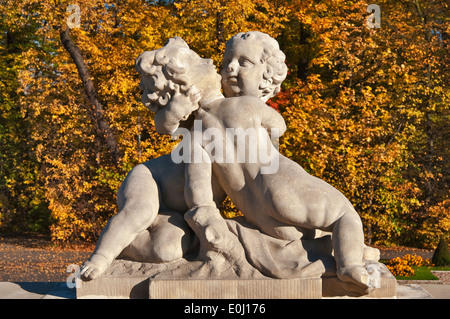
[0,0,448,247]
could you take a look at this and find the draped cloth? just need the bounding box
[225,216,337,279]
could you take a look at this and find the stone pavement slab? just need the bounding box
[396,284,434,299]
[420,284,450,299]
[0,282,46,299]
[0,282,75,299]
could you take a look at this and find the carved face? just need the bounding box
[221,39,267,99]
[137,39,222,135]
[160,50,221,134]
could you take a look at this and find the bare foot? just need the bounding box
[80,254,111,281]
[336,265,370,295]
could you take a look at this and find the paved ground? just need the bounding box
[0,282,75,299]
[419,284,450,299]
[396,283,450,299]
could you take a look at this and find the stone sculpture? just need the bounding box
[80,32,285,280]
[81,32,380,296]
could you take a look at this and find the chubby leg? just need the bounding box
[332,207,370,294]
[81,164,160,280]
[118,210,197,263]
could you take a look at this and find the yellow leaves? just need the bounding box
[172,0,285,64]
[376,69,385,77]
[0,0,446,247]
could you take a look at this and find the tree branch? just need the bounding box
[59,27,121,165]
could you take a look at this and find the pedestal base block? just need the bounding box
[148,278,321,299]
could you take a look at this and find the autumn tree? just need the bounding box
[0,0,175,242]
[0,0,447,247]
[171,0,287,64]
[0,0,52,233]
[271,0,449,247]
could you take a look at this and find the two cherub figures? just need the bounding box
[81,32,380,296]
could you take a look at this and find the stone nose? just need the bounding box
[226,60,239,76]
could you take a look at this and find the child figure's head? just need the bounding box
[136,36,221,112]
[136,37,222,133]
[221,31,287,102]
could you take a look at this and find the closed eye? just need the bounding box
[239,58,254,68]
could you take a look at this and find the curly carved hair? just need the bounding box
[224,31,288,101]
[135,37,194,112]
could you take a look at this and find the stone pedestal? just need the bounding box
[148,278,321,299]
[322,263,397,298]
[77,276,150,299]
[77,276,321,299]
[76,262,396,299]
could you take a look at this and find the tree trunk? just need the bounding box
[297,22,309,83]
[59,27,121,165]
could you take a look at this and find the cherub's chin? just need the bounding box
[225,84,240,94]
